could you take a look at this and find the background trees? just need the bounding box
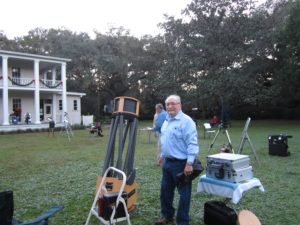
[272,0,300,118]
[1,0,299,119]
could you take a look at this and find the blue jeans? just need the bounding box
[160,159,192,225]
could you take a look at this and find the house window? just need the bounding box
[12,98,21,112]
[12,98,21,121]
[59,100,62,110]
[46,105,51,114]
[73,100,78,111]
[12,67,21,84]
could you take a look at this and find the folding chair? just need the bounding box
[0,190,63,225]
[203,123,216,139]
[13,206,63,225]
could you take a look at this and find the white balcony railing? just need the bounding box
[39,79,63,89]
[3,77,63,89]
[8,77,35,88]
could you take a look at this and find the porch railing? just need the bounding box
[39,79,63,89]
[0,77,63,89]
[8,77,35,88]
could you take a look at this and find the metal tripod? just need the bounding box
[237,117,260,165]
[208,124,235,153]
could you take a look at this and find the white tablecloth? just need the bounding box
[197,175,265,204]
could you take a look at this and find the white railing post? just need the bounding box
[61,62,67,122]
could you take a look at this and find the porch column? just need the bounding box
[52,94,57,122]
[52,67,56,86]
[61,62,67,122]
[43,72,47,81]
[52,68,57,122]
[34,59,41,124]
[2,56,9,125]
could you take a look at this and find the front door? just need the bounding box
[44,103,52,120]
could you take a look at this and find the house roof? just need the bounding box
[0,50,71,63]
[67,92,86,97]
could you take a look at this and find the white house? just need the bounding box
[0,50,85,126]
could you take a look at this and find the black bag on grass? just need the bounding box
[0,190,14,225]
[204,200,237,225]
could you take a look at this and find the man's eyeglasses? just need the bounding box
[166,102,179,106]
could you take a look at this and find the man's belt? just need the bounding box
[165,157,186,162]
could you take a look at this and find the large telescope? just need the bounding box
[96,96,140,212]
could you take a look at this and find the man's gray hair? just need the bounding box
[155,103,164,110]
[165,94,181,103]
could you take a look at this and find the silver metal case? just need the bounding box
[206,153,253,182]
[206,165,253,183]
[206,153,250,170]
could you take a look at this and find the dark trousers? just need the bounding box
[160,159,192,225]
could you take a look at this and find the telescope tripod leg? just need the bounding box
[244,134,261,165]
[208,128,220,153]
[225,129,234,153]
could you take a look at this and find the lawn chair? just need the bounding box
[89,124,98,136]
[89,122,104,137]
[0,190,63,225]
[203,123,216,139]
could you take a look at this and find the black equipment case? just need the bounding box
[204,200,237,225]
[0,191,14,225]
[268,134,292,156]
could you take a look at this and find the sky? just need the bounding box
[0,0,192,39]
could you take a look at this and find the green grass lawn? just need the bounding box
[1,120,300,225]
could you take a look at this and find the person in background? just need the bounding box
[152,103,167,165]
[48,117,55,137]
[210,115,219,127]
[15,107,21,122]
[153,109,158,128]
[155,95,199,225]
[95,121,104,137]
[25,112,31,124]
